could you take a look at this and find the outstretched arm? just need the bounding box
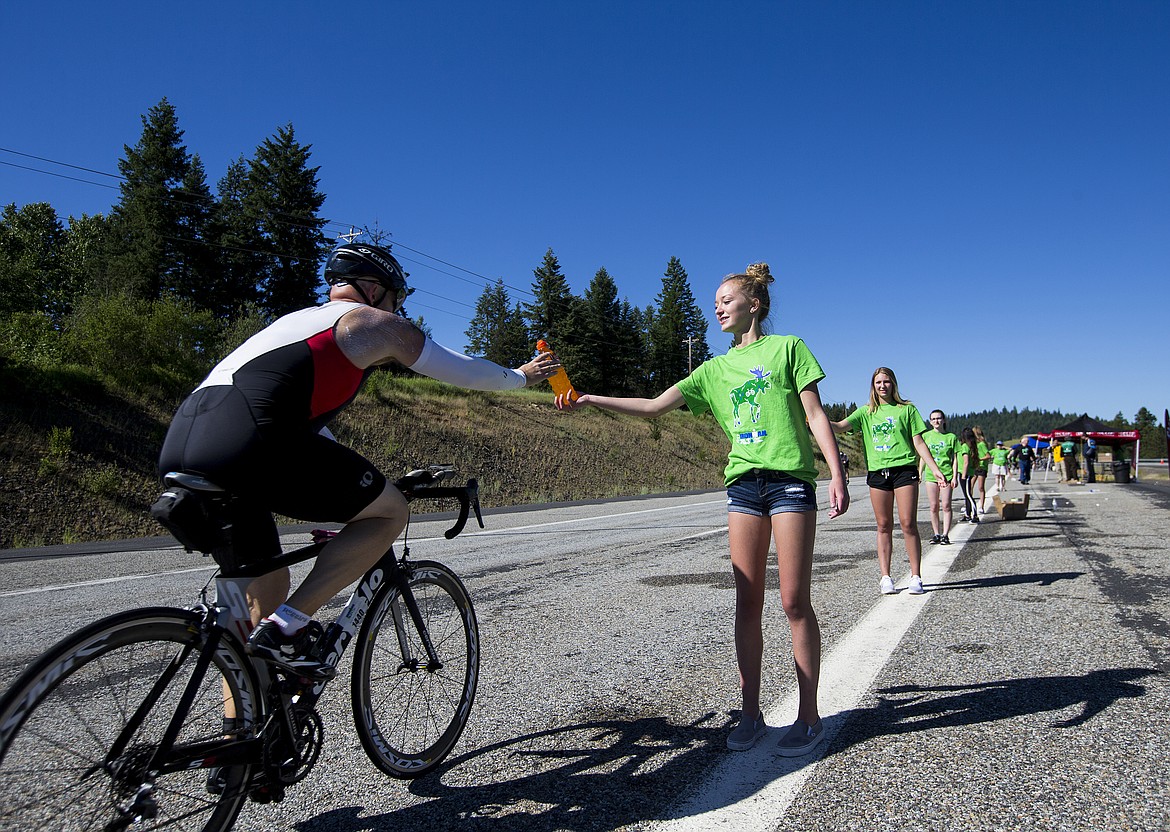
[801,383,849,518]
[334,305,558,389]
[410,338,559,390]
[557,386,686,418]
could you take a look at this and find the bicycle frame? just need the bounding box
[162,473,483,767]
[207,471,483,691]
[102,540,440,798]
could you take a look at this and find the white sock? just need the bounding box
[267,604,310,635]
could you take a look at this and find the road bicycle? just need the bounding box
[0,464,482,831]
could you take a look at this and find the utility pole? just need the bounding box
[684,335,698,374]
[337,226,363,244]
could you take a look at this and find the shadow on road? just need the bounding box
[829,666,1158,757]
[290,667,1156,831]
[294,710,731,831]
[928,571,1084,591]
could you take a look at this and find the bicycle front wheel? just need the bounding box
[0,608,259,832]
[352,560,479,778]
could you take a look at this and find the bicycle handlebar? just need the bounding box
[393,467,484,539]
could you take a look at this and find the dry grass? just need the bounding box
[3,374,737,547]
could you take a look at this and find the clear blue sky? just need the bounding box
[3,1,1167,423]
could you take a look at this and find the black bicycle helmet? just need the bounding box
[324,243,409,291]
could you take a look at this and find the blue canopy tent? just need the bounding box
[1016,437,1050,450]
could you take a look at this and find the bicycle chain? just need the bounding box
[262,703,324,787]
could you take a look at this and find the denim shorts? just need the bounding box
[727,470,817,516]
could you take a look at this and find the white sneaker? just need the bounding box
[879,576,896,595]
[907,575,925,595]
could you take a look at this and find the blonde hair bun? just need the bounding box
[745,262,774,284]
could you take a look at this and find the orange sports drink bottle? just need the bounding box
[536,339,579,403]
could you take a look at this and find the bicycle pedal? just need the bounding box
[248,783,285,804]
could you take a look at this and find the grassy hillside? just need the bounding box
[0,367,851,550]
[0,360,862,550]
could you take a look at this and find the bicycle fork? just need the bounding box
[389,558,444,673]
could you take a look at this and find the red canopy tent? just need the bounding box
[1038,414,1141,481]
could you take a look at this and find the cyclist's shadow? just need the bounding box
[293,710,733,832]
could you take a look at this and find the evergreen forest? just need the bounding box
[1,99,716,406]
[1,99,1163,453]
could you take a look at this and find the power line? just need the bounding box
[0,159,119,191]
[2,145,676,353]
[1,145,533,298]
[385,239,534,300]
[0,148,122,179]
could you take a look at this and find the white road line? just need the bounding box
[0,565,216,598]
[656,506,982,831]
[444,497,728,540]
[0,496,729,597]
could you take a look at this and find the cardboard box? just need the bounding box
[994,493,1030,520]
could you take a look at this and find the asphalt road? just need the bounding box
[1,477,1167,832]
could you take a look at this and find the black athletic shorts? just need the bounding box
[866,464,920,492]
[159,386,387,558]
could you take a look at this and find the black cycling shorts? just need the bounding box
[866,464,920,492]
[159,385,387,534]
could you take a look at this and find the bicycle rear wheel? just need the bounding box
[0,608,258,832]
[352,560,479,778]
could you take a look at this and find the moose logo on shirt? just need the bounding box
[871,418,896,453]
[729,367,771,428]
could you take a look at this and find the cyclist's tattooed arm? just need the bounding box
[333,305,426,368]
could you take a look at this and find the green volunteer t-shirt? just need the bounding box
[921,429,959,482]
[845,402,928,469]
[990,447,1010,466]
[676,335,825,486]
[976,441,991,471]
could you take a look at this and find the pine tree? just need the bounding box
[170,155,217,305]
[466,279,530,367]
[523,248,575,343]
[648,256,710,388]
[576,266,645,395]
[247,124,328,316]
[60,213,111,313]
[0,202,67,319]
[612,299,649,396]
[107,98,193,300]
[210,156,265,317]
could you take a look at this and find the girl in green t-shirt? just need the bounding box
[555,262,849,757]
[920,410,960,545]
[830,367,946,597]
[972,426,992,515]
[989,442,1011,492]
[958,427,981,523]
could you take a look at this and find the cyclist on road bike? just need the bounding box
[159,242,559,676]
